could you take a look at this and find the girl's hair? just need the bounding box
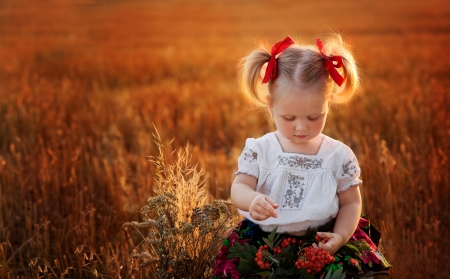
[239,34,360,106]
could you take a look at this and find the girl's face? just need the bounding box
[269,82,331,146]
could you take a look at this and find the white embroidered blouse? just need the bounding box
[235,132,362,234]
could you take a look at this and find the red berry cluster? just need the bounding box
[295,246,335,274]
[281,237,303,248]
[254,244,271,269]
[254,237,301,269]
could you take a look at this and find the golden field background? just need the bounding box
[0,0,449,277]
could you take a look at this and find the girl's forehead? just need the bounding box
[272,75,332,102]
[273,91,328,113]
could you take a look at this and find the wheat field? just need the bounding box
[0,0,449,278]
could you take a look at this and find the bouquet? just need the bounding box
[215,224,374,279]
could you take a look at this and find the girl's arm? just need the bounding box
[316,186,362,254]
[231,174,278,220]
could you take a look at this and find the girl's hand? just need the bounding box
[249,194,278,221]
[313,231,344,255]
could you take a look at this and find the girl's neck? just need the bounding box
[274,131,325,155]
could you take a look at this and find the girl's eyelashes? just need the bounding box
[283,116,295,121]
[282,115,321,121]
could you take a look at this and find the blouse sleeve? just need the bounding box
[234,138,260,179]
[335,145,362,193]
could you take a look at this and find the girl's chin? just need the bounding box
[290,137,310,144]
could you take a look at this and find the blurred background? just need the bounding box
[0,0,449,277]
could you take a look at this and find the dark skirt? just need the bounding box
[213,217,391,279]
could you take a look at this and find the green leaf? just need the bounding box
[251,245,257,255]
[330,267,343,279]
[256,271,273,276]
[234,242,243,252]
[325,262,341,274]
[275,268,288,275]
[270,226,278,236]
[228,246,238,253]
[331,264,337,273]
[243,251,255,261]
[268,227,277,242]
[243,242,251,251]
[262,237,273,250]
[236,258,252,273]
[272,229,283,243]
[226,253,244,259]
[273,236,284,250]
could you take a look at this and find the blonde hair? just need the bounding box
[239,34,360,106]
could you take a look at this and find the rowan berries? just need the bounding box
[254,245,271,269]
[254,236,334,274]
[295,246,335,274]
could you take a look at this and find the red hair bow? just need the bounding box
[316,38,344,87]
[262,36,296,84]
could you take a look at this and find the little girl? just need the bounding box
[213,36,391,278]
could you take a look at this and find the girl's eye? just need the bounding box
[308,116,320,121]
[283,117,295,121]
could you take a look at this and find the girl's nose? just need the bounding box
[295,121,308,131]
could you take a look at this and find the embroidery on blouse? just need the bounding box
[241,148,257,163]
[341,158,358,177]
[278,155,323,169]
[281,173,306,210]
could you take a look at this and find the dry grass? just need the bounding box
[122,131,234,278]
[0,0,449,278]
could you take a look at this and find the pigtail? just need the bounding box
[239,48,271,107]
[238,35,359,106]
[321,34,360,104]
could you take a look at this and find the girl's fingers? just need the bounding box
[316,232,342,254]
[265,196,279,209]
[250,206,277,220]
[250,195,278,219]
[317,240,334,253]
[318,241,329,250]
[262,203,277,218]
[263,196,278,217]
[250,210,269,221]
[257,204,276,218]
[317,231,332,238]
